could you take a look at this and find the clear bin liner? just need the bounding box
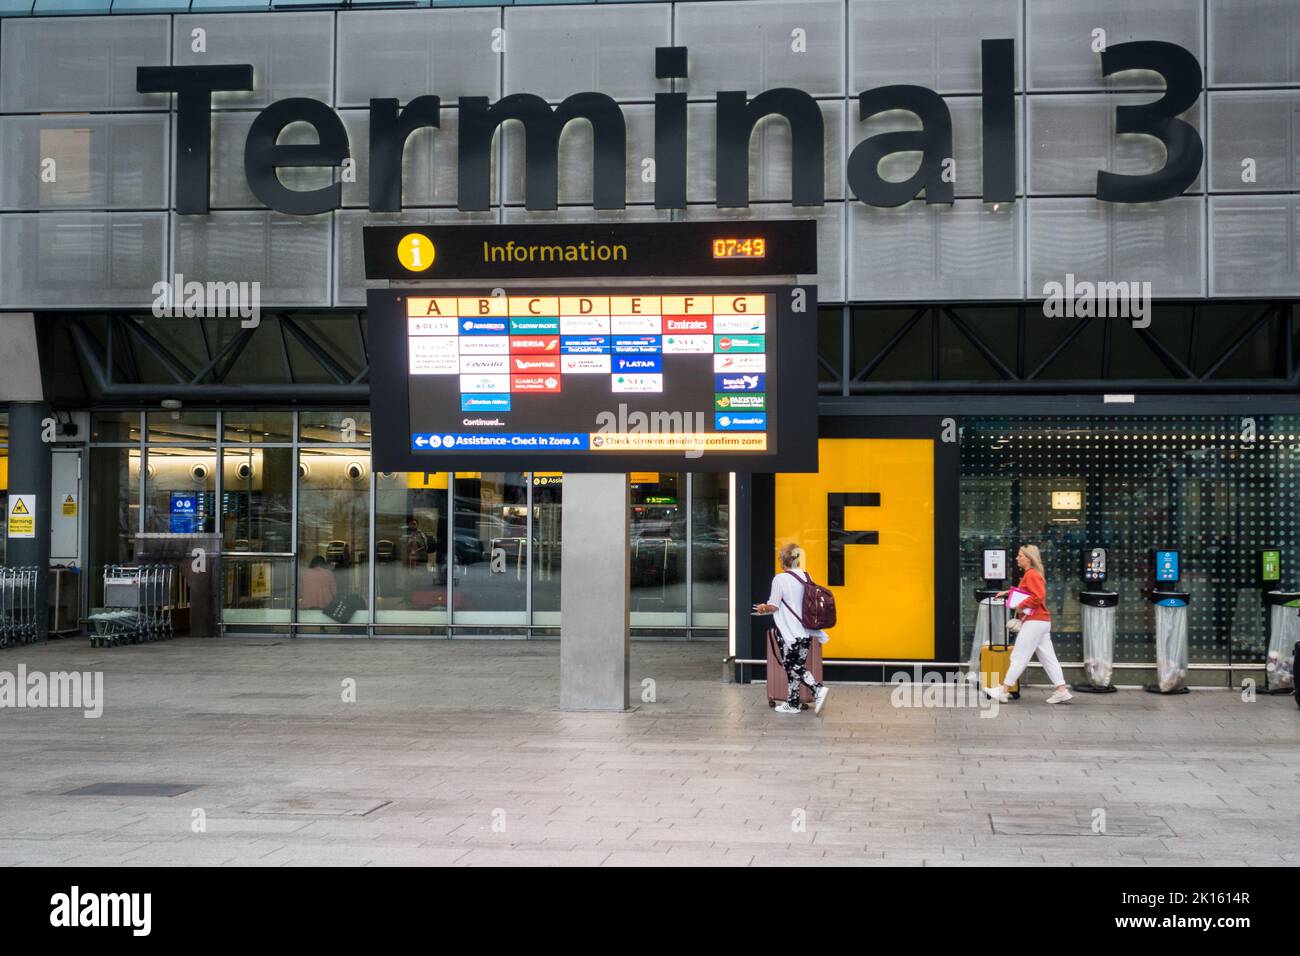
[1081,603,1116,688]
[1154,603,1189,692]
[1265,604,1298,691]
[967,597,1006,679]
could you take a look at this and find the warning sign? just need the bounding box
[250,561,272,600]
[61,494,77,517]
[7,494,35,539]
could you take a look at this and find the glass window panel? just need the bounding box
[375,471,450,625]
[91,411,142,443]
[297,447,371,624]
[171,212,331,308]
[849,200,1023,302]
[88,446,140,607]
[0,212,168,309]
[221,446,295,625]
[222,411,294,443]
[336,8,501,108]
[299,410,372,443]
[631,472,685,625]
[676,0,845,98]
[0,15,170,112]
[959,416,1300,670]
[143,446,216,534]
[503,3,670,102]
[172,12,333,108]
[691,472,729,626]
[146,410,217,443]
[530,472,563,625]
[1209,0,1300,86]
[1027,0,1203,92]
[0,114,170,211]
[451,471,528,627]
[1028,196,1204,300]
[851,0,1021,95]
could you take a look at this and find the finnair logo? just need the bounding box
[50,886,151,936]
[1042,273,1152,328]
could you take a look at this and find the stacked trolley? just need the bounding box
[0,566,40,648]
[87,565,175,648]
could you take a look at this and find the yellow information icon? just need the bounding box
[397,233,435,272]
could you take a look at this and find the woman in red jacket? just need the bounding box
[985,544,1072,704]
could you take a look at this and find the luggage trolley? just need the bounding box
[88,564,175,648]
[0,566,39,648]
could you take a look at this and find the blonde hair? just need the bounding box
[778,542,803,570]
[1020,544,1045,576]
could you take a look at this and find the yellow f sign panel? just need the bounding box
[775,438,935,660]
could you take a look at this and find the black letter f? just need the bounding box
[827,493,879,586]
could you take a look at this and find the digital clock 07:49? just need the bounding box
[712,237,767,258]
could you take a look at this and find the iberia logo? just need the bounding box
[397,233,435,272]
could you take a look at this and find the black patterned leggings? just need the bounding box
[784,636,824,707]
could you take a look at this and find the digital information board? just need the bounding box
[369,285,817,472]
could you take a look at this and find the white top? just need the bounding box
[767,570,829,647]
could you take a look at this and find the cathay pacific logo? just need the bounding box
[50,886,151,936]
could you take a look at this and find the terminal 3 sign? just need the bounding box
[138,38,1204,217]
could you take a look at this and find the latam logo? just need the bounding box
[614,355,663,374]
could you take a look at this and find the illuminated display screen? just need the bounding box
[1155,550,1180,582]
[365,286,818,473]
[712,238,766,259]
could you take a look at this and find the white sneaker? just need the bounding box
[983,684,1009,703]
[1046,689,1074,704]
[814,686,830,715]
[774,702,801,714]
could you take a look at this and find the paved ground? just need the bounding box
[0,637,1297,866]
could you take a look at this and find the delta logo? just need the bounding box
[512,375,562,393]
[509,336,560,354]
[715,393,765,410]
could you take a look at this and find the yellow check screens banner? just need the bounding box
[775,438,936,660]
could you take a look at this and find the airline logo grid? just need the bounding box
[407,294,769,450]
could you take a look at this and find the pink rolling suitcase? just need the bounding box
[765,627,823,708]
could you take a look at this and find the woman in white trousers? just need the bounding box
[986,545,1072,704]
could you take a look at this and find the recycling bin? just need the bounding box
[1264,591,1300,692]
[1146,590,1191,694]
[1076,590,1119,692]
[967,588,1006,680]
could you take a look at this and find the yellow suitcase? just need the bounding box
[980,611,1020,699]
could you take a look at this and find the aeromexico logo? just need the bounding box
[139,39,1203,217]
